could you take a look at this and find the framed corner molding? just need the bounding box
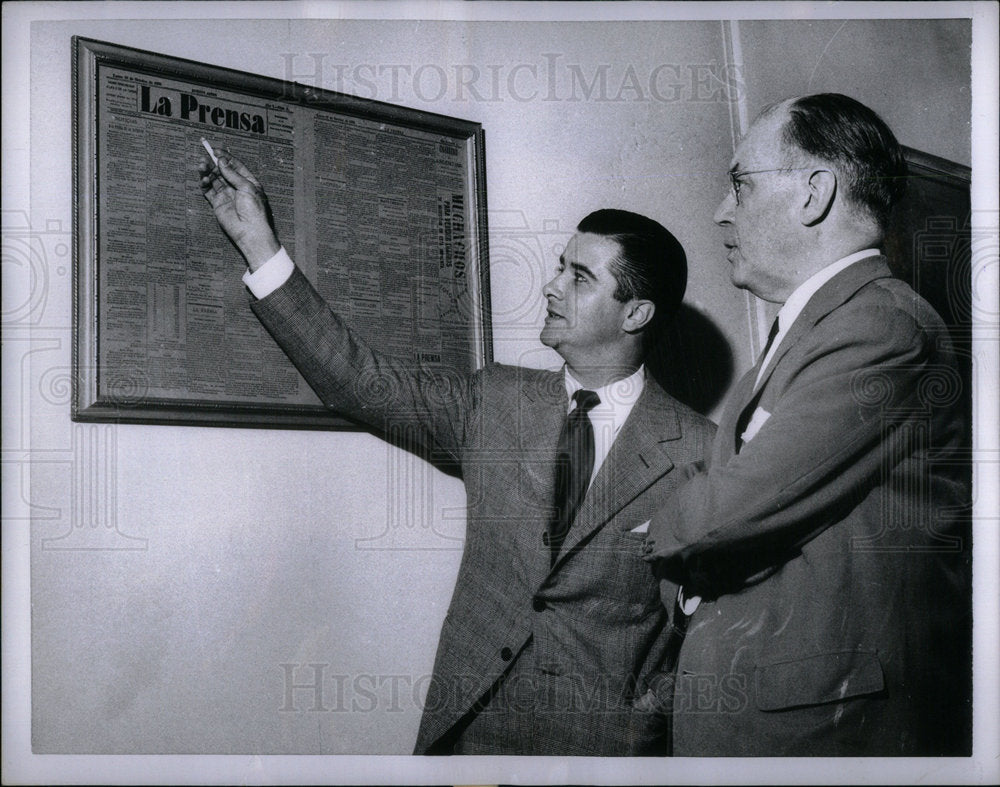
[72,36,490,429]
[886,146,972,340]
[885,145,973,440]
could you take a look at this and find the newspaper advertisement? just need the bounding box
[96,64,477,410]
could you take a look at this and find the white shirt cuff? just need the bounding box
[242,247,295,299]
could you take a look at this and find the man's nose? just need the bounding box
[543,273,562,300]
[713,190,735,225]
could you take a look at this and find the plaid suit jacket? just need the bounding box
[251,267,716,755]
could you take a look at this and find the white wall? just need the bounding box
[20,16,971,755]
[737,18,972,166]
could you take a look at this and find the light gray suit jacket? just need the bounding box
[646,257,971,755]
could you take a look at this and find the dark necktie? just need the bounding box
[734,316,780,453]
[547,388,600,565]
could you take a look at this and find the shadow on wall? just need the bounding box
[646,303,734,418]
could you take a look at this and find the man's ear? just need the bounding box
[622,300,655,334]
[801,169,836,226]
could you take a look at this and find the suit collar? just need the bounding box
[516,367,569,441]
[775,248,882,335]
[754,254,892,393]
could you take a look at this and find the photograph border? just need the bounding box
[3,2,997,786]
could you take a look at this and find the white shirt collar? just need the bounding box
[755,249,880,387]
[776,248,881,335]
[563,364,645,428]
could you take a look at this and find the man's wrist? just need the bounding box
[242,233,282,272]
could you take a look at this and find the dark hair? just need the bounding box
[778,93,907,228]
[576,208,687,337]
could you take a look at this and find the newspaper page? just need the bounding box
[96,64,478,410]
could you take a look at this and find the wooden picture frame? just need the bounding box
[72,37,491,429]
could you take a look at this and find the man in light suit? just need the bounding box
[644,93,971,755]
[199,152,715,754]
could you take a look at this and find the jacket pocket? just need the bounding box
[755,649,884,711]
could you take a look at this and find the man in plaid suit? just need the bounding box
[200,152,714,755]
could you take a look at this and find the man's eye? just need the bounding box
[574,273,586,283]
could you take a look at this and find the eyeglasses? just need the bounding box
[728,167,804,205]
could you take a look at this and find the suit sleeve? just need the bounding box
[645,297,960,594]
[250,266,478,463]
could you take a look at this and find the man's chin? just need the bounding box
[539,324,563,349]
[728,265,750,291]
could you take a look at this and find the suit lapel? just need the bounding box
[516,370,571,585]
[516,368,569,461]
[753,256,893,396]
[728,255,894,453]
[549,380,680,571]
[722,366,760,460]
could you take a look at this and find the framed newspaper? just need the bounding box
[72,37,491,429]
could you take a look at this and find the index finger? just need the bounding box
[216,150,263,190]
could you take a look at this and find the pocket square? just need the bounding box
[630,519,651,534]
[677,586,702,615]
[740,407,771,445]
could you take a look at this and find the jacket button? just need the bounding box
[542,532,550,546]
[500,647,513,662]
[532,598,546,612]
